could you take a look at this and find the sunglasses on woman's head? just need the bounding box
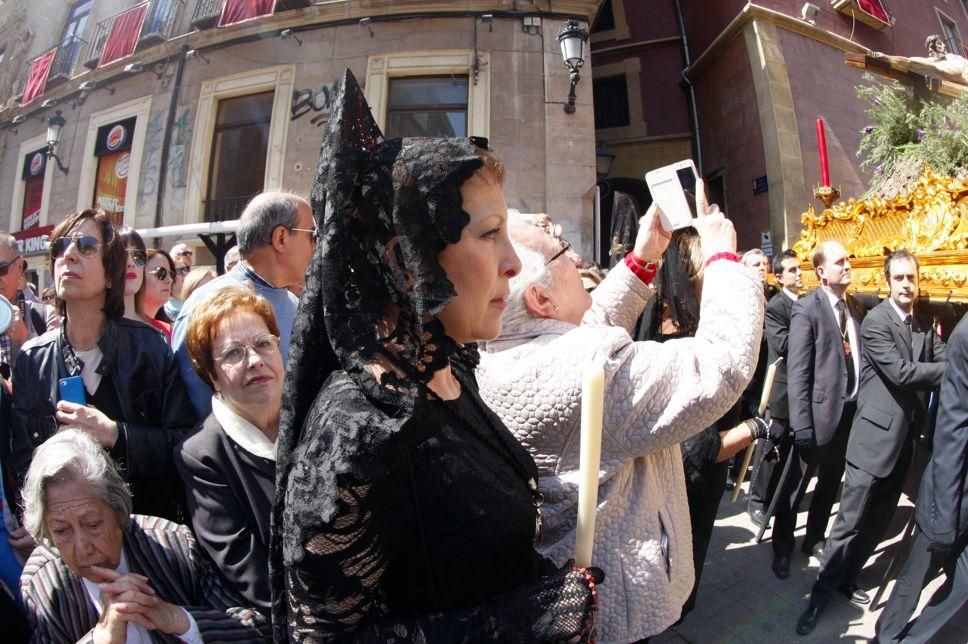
[148,267,173,281]
[127,249,147,267]
[42,294,55,303]
[175,265,191,277]
[50,234,102,260]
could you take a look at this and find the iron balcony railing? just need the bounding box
[83,16,111,69]
[191,0,222,30]
[141,0,185,46]
[13,60,30,101]
[48,35,88,85]
[204,195,255,223]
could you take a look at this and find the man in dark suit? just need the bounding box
[875,314,967,642]
[797,249,946,635]
[771,241,865,582]
[749,250,802,526]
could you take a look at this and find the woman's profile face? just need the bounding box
[437,171,521,345]
[124,244,144,297]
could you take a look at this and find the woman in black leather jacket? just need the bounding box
[11,209,197,522]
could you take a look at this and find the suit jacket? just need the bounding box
[765,290,796,420]
[21,514,270,643]
[787,288,866,446]
[846,301,946,478]
[915,315,968,544]
[174,413,275,614]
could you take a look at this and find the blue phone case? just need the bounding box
[59,376,86,405]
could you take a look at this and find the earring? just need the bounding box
[214,391,223,400]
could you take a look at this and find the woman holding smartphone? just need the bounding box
[10,209,198,522]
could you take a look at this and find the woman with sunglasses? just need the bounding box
[118,227,147,323]
[10,209,198,523]
[137,249,177,341]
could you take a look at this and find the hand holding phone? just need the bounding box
[645,159,699,232]
[59,376,86,406]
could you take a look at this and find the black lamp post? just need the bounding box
[46,110,69,174]
[557,19,589,114]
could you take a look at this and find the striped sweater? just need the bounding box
[21,514,270,643]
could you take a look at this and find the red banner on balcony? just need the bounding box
[98,2,150,69]
[858,0,889,23]
[21,47,57,105]
[218,0,278,28]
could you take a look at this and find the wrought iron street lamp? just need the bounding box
[557,19,589,114]
[46,110,69,174]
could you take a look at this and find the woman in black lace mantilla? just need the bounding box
[269,70,601,643]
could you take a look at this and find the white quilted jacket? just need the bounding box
[477,259,764,643]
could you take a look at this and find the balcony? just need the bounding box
[204,195,254,222]
[47,35,88,87]
[191,0,221,30]
[830,0,894,30]
[140,0,185,47]
[12,60,30,103]
[83,17,111,69]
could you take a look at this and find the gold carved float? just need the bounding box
[791,166,968,302]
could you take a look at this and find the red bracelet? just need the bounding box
[704,252,740,268]
[625,252,657,285]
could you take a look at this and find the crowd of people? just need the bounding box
[0,70,964,643]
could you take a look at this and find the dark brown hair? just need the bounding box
[136,248,177,323]
[48,209,126,320]
[884,248,919,279]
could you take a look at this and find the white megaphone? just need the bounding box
[0,295,16,335]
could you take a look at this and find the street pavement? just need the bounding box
[656,454,968,644]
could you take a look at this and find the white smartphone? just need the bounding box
[645,159,700,232]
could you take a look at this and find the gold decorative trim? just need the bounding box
[792,166,968,302]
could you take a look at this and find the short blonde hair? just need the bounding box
[180,268,216,303]
[186,286,280,387]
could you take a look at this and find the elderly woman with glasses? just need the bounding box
[173,286,282,615]
[476,201,765,643]
[20,429,269,643]
[11,209,197,524]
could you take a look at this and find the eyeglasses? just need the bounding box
[215,333,280,366]
[50,234,103,260]
[127,249,147,267]
[0,256,24,278]
[174,248,193,258]
[545,239,572,266]
[148,266,174,281]
[42,294,56,303]
[288,227,318,243]
[175,265,191,277]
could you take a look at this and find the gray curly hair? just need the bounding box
[21,429,132,545]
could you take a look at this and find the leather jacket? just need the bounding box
[11,318,198,522]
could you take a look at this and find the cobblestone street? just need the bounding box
[658,455,968,644]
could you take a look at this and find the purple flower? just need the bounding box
[873,98,880,105]
[945,115,957,130]
[876,165,884,175]
[864,126,874,134]
[916,128,925,141]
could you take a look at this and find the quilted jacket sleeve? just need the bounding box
[581,260,654,333]
[599,260,764,455]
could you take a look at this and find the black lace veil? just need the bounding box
[270,69,488,626]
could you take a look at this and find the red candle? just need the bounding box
[816,117,830,187]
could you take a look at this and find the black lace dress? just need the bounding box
[281,369,555,642]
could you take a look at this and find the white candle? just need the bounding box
[575,361,605,568]
[758,359,781,416]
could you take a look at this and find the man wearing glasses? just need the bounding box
[172,191,316,416]
[0,233,58,375]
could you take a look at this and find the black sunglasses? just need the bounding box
[148,266,173,281]
[0,256,25,278]
[545,240,572,266]
[127,249,147,267]
[50,234,102,260]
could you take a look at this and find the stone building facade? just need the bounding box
[592,1,968,252]
[0,0,601,288]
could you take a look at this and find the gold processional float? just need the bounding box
[790,40,968,317]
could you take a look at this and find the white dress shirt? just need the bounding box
[822,287,860,401]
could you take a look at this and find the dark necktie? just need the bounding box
[837,300,855,395]
[902,314,914,353]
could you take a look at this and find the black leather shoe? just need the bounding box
[750,508,767,527]
[796,604,824,635]
[802,539,825,558]
[842,586,871,604]
[772,555,791,579]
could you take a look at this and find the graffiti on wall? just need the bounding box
[291,80,341,127]
[138,112,164,204]
[170,107,193,189]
